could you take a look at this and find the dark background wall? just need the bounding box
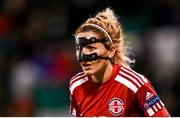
[0,0,179,116]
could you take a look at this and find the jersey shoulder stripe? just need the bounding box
[72,71,84,78]
[70,76,88,95]
[146,100,165,116]
[115,74,138,93]
[121,66,148,84]
[119,69,142,87]
[115,66,148,93]
[71,72,84,82]
[70,72,86,86]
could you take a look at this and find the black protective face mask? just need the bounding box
[75,37,110,62]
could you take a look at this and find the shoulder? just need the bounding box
[114,65,149,93]
[70,72,86,85]
[69,72,89,95]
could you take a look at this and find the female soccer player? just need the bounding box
[69,8,170,117]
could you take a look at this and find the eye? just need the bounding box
[86,45,96,51]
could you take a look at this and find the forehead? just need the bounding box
[76,31,104,39]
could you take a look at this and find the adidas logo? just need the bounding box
[146,92,154,100]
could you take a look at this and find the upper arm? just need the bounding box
[136,82,170,117]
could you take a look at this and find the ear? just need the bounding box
[108,47,116,58]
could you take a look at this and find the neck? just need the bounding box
[92,63,113,83]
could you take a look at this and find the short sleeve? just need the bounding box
[136,80,170,117]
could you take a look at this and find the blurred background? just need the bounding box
[0,0,180,116]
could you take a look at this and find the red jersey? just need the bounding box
[69,64,170,117]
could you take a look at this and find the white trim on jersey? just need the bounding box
[153,105,158,112]
[121,67,145,85]
[115,74,138,93]
[146,100,165,116]
[71,72,84,80]
[147,108,155,116]
[119,70,141,87]
[70,73,86,85]
[70,76,88,94]
[140,75,148,83]
[156,103,161,109]
[160,100,165,107]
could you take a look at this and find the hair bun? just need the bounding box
[96,8,119,24]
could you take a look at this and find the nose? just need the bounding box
[82,47,90,55]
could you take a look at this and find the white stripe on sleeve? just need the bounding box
[119,70,141,87]
[121,67,144,85]
[153,105,158,112]
[115,74,138,93]
[147,108,155,116]
[160,101,165,107]
[70,77,88,94]
[156,102,162,109]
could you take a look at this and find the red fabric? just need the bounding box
[153,107,170,117]
[69,64,170,117]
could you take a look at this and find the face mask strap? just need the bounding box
[76,37,111,62]
[78,53,110,62]
[75,23,114,62]
[76,37,109,47]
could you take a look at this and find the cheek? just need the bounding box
[96,48,106,55]
[92,60,108,69]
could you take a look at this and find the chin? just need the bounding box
[83,70,96,75]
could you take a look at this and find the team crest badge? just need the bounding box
[109,98,124,116]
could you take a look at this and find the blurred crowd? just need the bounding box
[0,0,180,116]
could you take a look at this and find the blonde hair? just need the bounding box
[75,8,134,67]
